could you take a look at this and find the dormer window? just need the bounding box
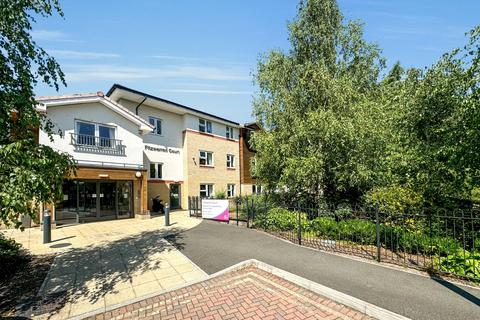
[149,117,162,135]
[226,126,234,139]
[199,118,212,133]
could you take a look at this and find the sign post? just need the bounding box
[201,199,229,222]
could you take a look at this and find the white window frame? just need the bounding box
[199,118,212,133]
[226,154,235,168]
[226,126,234,139]
[200,184,214,198]
[148,116,162,135]
[149,163,163,179]
[75,120,116,138]
[199,150,214,166]
[227,184,235,198]
[252,185,263,194]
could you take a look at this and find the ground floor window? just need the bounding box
[149,163,163,179]
[252,184,263,194]
[56,179,133,222]
[200,184,214,198]
[227,184,235,197]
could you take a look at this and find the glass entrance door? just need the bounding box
[58,179,134,223]
[170,184,180,209]
[117,181,133,218]
[99,181,116,218]
[78,181,97,219]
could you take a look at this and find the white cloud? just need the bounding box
[64,64,250,82]
[166,89,252,95]
[151,55,201,61]
[49,50,121,59]
[31,30,80,43]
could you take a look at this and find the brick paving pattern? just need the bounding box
[86,266,374,320]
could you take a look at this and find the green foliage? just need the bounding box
[252,0,388,204]
[256,208,467,258]
[365,185,423,214]
[252,0,480,208]
[0,0,76,228]
[0,233,28,279]
[213,189,226,199]
[438,250,480,278]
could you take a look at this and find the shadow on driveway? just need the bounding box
[17,228,186,318]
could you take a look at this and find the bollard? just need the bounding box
[43,209,51,244]
[165,203,170,226]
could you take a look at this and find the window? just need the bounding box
[149,163,163,179]
[199,151,213,166]
[199,118,212,133]
[200,184,214,198]
[75,121,115,146]
[149,117,162,135]
[252,185,263,194]
[227,184,235,198]
[226,126,234,139]
[226,154,235,168]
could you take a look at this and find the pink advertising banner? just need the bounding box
[201,199,229,222]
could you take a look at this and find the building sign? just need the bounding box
[201,199,229,222]
[145,145,180,154]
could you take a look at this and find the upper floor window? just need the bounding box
[149,117,162,135]
[75,120,115,147]
[226,126,234,139]
[199,151,213,166]
[226,154,235,168]
[149,163,163,179]
[199,118,212,133]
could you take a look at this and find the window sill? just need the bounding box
[199,165,215,168]
[227,167,236,170]
[198,131,214,136]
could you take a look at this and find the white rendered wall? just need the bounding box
[39,102,145,166]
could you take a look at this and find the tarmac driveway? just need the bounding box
[171,220,480,320]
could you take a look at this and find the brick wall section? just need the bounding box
[182,130,240,208]
[86,265,374,320]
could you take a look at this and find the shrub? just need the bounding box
[0,233,27,280]
[256,207,308,232]
[213,190,226,199]
[438,250,480,278]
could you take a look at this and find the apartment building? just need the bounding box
[37,84,242,225]
[239,122,262,196]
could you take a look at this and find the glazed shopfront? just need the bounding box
[53,166,148,224]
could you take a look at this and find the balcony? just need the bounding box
[71,133,126,156]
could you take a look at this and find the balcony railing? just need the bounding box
[71,133,126,156]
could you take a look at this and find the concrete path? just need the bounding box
[2,212,207,319]
[171,220,480,320]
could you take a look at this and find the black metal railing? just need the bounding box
[71,133,126,155]
[248,201,480,281]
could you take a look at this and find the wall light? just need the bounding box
[135,171,142,178]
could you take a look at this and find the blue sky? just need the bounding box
[33,0,479,124]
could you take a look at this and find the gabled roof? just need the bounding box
[36,91,154,134]
[106,84,240,126]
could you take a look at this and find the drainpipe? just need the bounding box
[135,96,147,115]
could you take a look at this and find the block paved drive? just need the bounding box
[86,265,374,320]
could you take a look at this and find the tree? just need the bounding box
[252,0,386,205]
[0,0,75,228]
[375,26,480,206]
